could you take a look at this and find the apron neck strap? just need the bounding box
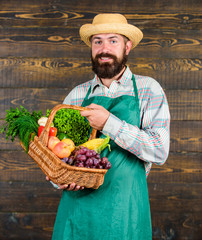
[131,74,139,102]
[85,83,91,99]
[85,74,138,100]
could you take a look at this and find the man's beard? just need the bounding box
[91,50,128,79]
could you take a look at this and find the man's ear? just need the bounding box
[125,40,133,55]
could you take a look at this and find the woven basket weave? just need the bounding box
[25,104,107,189]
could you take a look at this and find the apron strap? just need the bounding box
[85,84,92,100]
[132,74,139,103]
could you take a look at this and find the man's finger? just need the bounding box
[67,183,76,191]
[80,109,92,117]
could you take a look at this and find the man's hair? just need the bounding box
[122,35,130,44]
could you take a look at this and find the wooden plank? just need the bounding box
[0,57,93,89]
[0,149,47,182]
[151,212,202,240]
[148,182,202,213]
[0,212,55,240]
[0,10,201,30]
[148,152,202,183]
[0,181,61,212]
[0,57,201,90]
[130,58,202,90]
[170,121,202,152]
[0,211,201,240]
[0,150,201,183]
[0,88,66,119]
[166,90,202,121]
[0,89,201,120]
[1,0,201,13]
[0,28,201,58]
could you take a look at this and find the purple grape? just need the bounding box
[76,154,87,162]
[62,157,68,163]
[68,156,74,165]
[95,153,101,159]
[86,151,93,158]
[75,162,85,167]
[77,147,88,155]
[76,154,82,160]
[91,150,97,156]
[100,157,108,166]
[62,146,112,170]
[93,158,100,167]
[97,164,103,169]
[105,161,111,169]
[85,158,93,167]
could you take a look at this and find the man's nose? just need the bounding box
[101,42,110,53]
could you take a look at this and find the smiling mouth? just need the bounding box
[99,57,112,62]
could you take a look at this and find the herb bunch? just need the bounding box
[0,106,42,152]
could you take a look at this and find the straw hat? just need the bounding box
[79,13,143,49]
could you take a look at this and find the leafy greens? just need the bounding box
[46,108,91,146]
[0,106,43,152]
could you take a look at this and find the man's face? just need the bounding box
[91,33,132,79]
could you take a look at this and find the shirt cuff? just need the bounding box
[102,113,122,140]
[50,181,60,189]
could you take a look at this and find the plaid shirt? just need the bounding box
[63,66,170,176]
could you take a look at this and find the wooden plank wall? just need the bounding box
[0,0,201,239]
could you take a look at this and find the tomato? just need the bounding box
[38,126,57,137]
[38,126,44,137]
[49,127,57,137]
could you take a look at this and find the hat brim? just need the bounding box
[79,23,143,49]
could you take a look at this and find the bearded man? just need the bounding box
[51,13,170,240]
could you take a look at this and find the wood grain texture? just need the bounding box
[0,0,201,239]
[0,212,55,240]
[0,0,201,13]
[0,181,61,212]
[151,212,202,240]
[0,28,201,58]
[0,57,201,90]
[149,152,202,183]
[0,10,201,29]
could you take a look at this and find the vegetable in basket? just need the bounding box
[81,135,111,153]
[46,108,91,146]
[0,106,42,152]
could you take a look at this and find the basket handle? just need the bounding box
[39,104,97,146]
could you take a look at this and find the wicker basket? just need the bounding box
[25,104,108,189]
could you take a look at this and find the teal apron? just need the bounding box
[52,75,152,240]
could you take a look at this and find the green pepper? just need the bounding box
[57,132,69,140]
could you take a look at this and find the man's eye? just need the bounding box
[111,40,117,44]
[95,40,102,45]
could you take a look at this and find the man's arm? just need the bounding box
[80,89,170,168]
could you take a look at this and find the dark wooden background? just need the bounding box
[0,0,201,239]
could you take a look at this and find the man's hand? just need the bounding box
[46,176,84,191]
[80,103,110,131]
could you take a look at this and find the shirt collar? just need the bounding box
[91,66,133,92]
